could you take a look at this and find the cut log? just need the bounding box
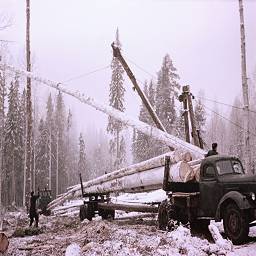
[48,155,202,210]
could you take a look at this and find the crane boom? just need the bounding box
[111,43,174,151]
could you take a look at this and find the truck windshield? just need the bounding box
[216,160,244,175]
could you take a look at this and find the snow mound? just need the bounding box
[209,223,233,251]
[65,243,81,256]
[167,225,233,256]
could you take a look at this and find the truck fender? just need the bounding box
[215,191,251,221]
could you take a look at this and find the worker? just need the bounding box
[205,143,218,157]
[29,191,40,228]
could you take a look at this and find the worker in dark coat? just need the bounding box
[205,143,218,157]
[29,191,40,228]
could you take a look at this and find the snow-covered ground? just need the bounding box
[2,208,256,256]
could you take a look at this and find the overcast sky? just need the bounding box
[1,0,256,133]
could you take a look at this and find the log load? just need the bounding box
[48,151,202,210]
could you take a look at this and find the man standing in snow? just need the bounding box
[29,191,40,228]
[205,143,218,157]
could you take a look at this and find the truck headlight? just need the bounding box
[251,192,256,201]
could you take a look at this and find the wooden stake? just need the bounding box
[186,86,200,147]
[179,86,190,143]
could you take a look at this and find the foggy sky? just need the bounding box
[1,0,256,133]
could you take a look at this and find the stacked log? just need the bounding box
[48,151,202,210]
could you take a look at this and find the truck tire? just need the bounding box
[158,200,168,231]
[79,205,87,221]
[223,203,249,245]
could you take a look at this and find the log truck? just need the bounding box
[78,44,256,245]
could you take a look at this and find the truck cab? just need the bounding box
[159,155,256,244]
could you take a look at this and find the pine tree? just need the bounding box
[154,54,180,155]
[227,97,243,159]
[78,133,87,180]
[194,91,206,139]
[175,103,186,140]
[54,91,67,195]
[132,80,159,162]
[155,54,180,134]
[20,88,27,207]
[107,29,126,169]
[45,93,55,194]
[35,118,48,189]
[0,70,7,207]
[66,109,78,186]
[3,76,23,206]
[205,104,228,154]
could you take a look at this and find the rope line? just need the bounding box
[196,99,256,138]
[61,65,110,83]
[196,95,256,115]
[124,55,157,80]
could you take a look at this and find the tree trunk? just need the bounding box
[239,0,251,172]
[12,153,16,205]
[56,129,59,196]
[48,129,52,190]
[26,0,33,195]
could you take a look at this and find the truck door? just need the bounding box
[199,164,222,217]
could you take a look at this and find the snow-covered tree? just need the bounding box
[154,54,180,155]
[226,97,244,160]
[66,109,78,186]
[132,80,157,162]
[205,104,228,155]
[3,76,23,206]
[78,133,87,180]
[0,69,7,207]
[35,118,48,189]
[54,91,67,195]
[45,93,55,192]
[194,91,206,141]
[107,29,126,169]
[175,103,186,140]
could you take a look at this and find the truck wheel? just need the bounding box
[158,200,168,231]
[223,203,249,245]
[79,205,87,221]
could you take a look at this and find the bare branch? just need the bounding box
[0,12,12,31]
